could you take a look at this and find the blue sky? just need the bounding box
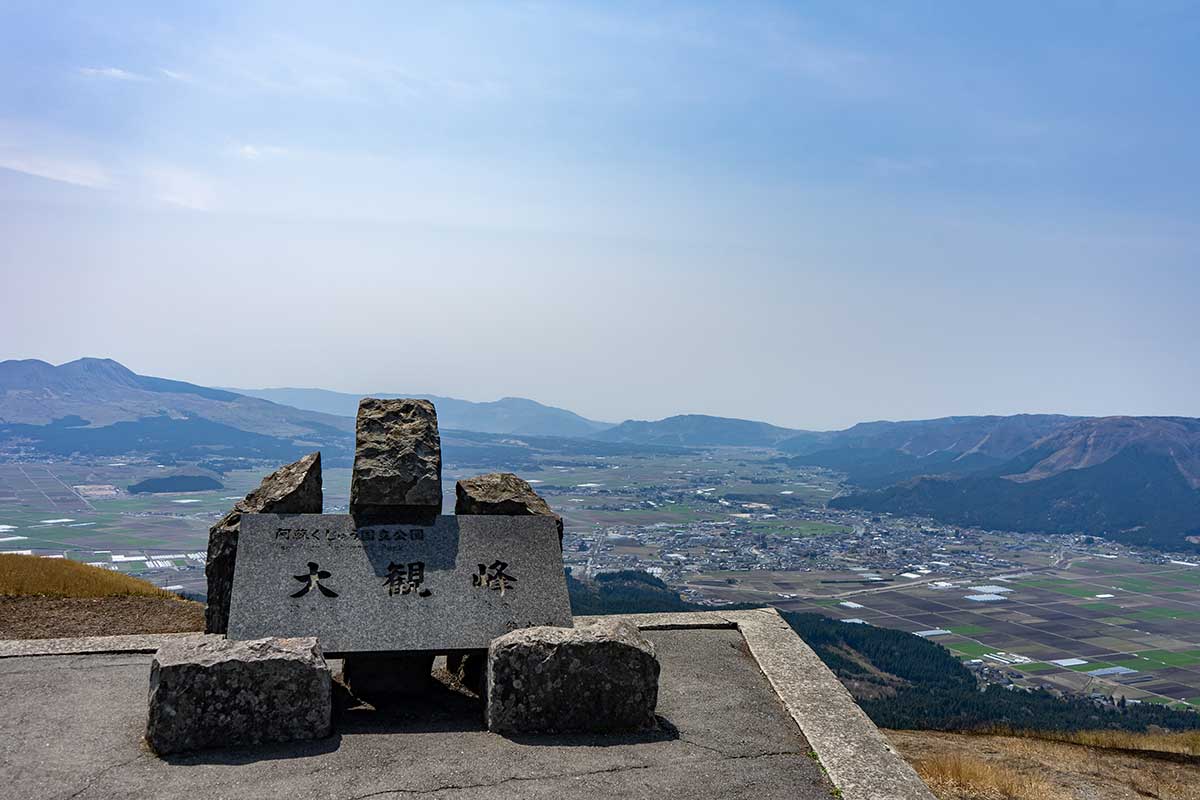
[2,2,1198,428]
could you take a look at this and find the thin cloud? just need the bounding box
[0,153,110,189]
[141,165,217,211]
[78,66,149,82]
[230,143,288,160]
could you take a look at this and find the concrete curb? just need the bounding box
[580,609,936,800]
[0,632,196,658]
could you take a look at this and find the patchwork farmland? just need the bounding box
[780,556,1200,709]
[0,463,354,597]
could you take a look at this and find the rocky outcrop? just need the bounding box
[146,635,332,755]
[205,452,322,634]
[486,619,660,734]
[455,472,563,542]
[350,398,441,520]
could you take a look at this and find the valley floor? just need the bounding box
[887,729,1200,800]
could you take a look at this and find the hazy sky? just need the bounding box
[2,2,1198,429]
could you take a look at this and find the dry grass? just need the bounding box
[983,725,1200,757]
[0,553,176,598]
[913,752,1060,800]
[891,729,1200,800]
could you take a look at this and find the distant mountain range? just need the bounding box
[227,386,611,438]
[831,416,1200,549]
[3,357,1198,549]
[779,414,1083,488]
[0,359,676,468]
[0,358,355,466]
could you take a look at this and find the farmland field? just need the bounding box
[0,463,357,597]
[777,555,1200,708]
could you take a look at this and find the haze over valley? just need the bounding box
[7,5,1200,797]
[5,357,1199,549]
[4,354,1200,718]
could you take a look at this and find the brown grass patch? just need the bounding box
[990,726,1200,757]
[0,595,204,638]
[913,752,1059,800]
[890,729,1200,800]
[968,723,1200,758]
[0,553,175,599]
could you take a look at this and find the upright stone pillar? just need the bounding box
[350,398,442,523]
[343,398,443,706]
[205,452,322,634]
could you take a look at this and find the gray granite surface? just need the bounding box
[205,452,323,634]
[227,513,571,653]
[487,619,659,733]
[147,636,332,755]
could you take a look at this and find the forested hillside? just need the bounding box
[783,612,1200,733]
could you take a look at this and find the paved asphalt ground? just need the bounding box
[0,628,834,800]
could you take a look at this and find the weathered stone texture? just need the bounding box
[205,452,322,634]
[350,398,441,519]
[486,619,660,734]
[455,472,563,542]
[146,635,331,755]
[226,513,572,652]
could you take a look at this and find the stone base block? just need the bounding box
[486,619,660,734]
[146,635,331,756]
[341,653,435,707]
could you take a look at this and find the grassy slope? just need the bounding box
[0,554,204,639]
[890,728,1200,800]
[0,553,177,598]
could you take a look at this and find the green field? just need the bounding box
[948,625,990,636]
[947,641,996,657]
[1134,650,1200,667]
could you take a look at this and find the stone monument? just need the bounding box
[223,398,573,706]
[152,397,659,755]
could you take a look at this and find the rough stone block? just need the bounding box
[350,398,441,520]
[340,653,435,708]
[486,619,660,734]
[146,635,331,756]
[455,472,563,543]
[205,452,322,634]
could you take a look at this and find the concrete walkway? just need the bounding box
[0,609,934,800]
[1,627,832,800]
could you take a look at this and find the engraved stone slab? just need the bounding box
[226,513,572,654]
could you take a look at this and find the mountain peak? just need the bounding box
[594,413,802,447]
[57,357,140,385]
